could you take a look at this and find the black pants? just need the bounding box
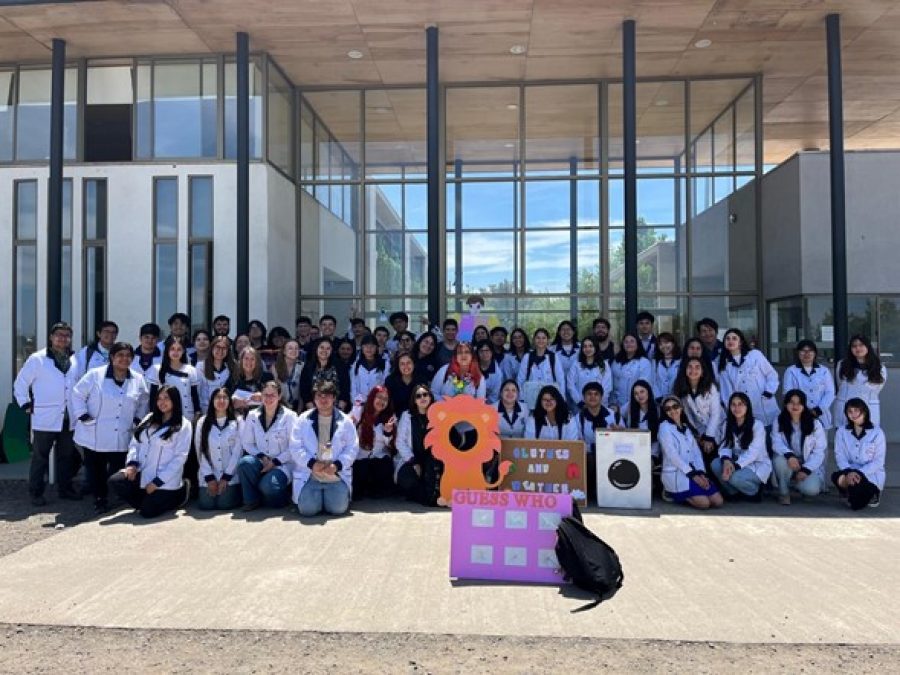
[108,472,186,518]
[831,471,880,510]
[352,455,395,499]
[397,458,443,506]
[83,449,126,502]
[183,440,200,499]
[30,429,76,497]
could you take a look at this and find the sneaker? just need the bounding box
[869,494,881,509]
[661,490,674,503]
[778,494,791,506]
[178,479,191,509]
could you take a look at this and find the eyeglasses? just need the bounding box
[415,392,431,400]
[663,404,681,412]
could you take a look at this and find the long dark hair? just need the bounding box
[577,336,606,371]
[533,385,569,439]
[614,333,647,364]
[718,328,750,372]
[413,332,438,363]
[838,334,884,384]
[159,336,188,379]
[660,395,694,433]
[654,332,681,362]
[203,336,235,380]
[723,392,755,450]
[409,383,433,417]
[627,379,659,443]
[844,397,874,430]
[199,386,237,464]
[357,385,395,450]
[777,389,815,449]
[134,384,184,441]
[673,356,715,398]
[508,328,531,358]
[792,339,818,368]
[551,320,578,348]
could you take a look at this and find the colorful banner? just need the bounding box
[449,489,573,583]
[499,438,588,507]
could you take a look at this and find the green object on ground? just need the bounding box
[1,403,31,463]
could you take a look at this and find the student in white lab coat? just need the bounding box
[432,342,486,401]
[497,379,527,439]
[567,336,612,410]
[71,342,149,513]
[524,385,580,441]
[476,340,504,404]
[197,336,234,412]
[782,340,835,429]
[73,320,119,380]
[107,385,192,518]
[652,332,681,400]
[575,382,621,504]
[350,385,397,499]
[673,356,724,469]
[517,329,566,408]
[609,333,653,410]
[503,328,531,383]
[550,320,580,374]
[834,334,887,428]
[622,379,661,458]
[711,393,772,501]
[771,389,827,505]
[657,395,723,509]
[716,328,779,428]
[832,398,886,510]
[194,386,243,511]
[131,323,163,376]
[351,335,390,407]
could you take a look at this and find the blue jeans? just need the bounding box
[236,456,290,507]
[197,483,243,510]
[711,457,763,496]
[298,478,350,517]
[772,455,823,497]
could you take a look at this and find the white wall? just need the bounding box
[0,162,296,414]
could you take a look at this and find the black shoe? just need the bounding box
[869,493,881,509]
[31,495,47,507]
[94,499,110,514]
[58,487,83,501]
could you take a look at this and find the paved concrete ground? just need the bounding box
[0,492,896,645]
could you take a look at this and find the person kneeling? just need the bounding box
[832,398,885,510]
[658,396,723,509]
[290,381,359,517]
[108,385,192,518]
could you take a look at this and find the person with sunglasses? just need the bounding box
[658,396,723,509]
[395,385,442,506]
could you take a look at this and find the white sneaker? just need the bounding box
[869,493,881,509]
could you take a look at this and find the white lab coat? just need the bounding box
[479,361,504,404]
[833,362,887,427]
[502,353,526,383]
[609,357,653,409]
[718,419,772,483]
[72,366,149,452]
[147,364,202,419]
[524,414,581,441]
[681,385,724,445]
[551,343,580,375]
[74,343,110,381]
[567,361,612,408]
[576,407,620,453]
[289,407,359,501]
[771,418,828,483]
[13,349,79,432]
[196,362,231,412]
[131,348,162,377]
[716,351,780,426]
[517,351,566,403]
[350,406,394,460]
[126,421,193,490]
[241,405,297,479]
[658,421,707,494]
[350,358,390,406]
[623,405,660,457]
[834,425,886,491]
[194,416,243,486]
[431,364,487,401]
[652,358,680,399]
[497,402,527,439]
[783,364,836,429]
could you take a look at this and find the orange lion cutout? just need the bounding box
[425,394,513,506]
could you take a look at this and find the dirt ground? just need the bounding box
[1,480,897,673]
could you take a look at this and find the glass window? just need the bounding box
[0,69,13,161]
[302,91,361,182]
[84,179,107,345]
[136,61,152,159]
[451,230,515,296]
[446,86,519,178]
[878,296,900,364]
[189,244,211,334]
[224,58,263,159]
[15,67,78,161]
[61,179,73,324]
[365,89,426,179]
[86,62,134,162]
[609,81,685,174]
[149,60,218,159]
[84,179,107,239]
[189,176,213,238]
[299,189,358,297]
[14,179,37,240]
[692,295,759,347]
[267,63,294,176]
[689,79,750,175]
[457,181,516,230]
[14,180,38,371]
[154,177,178,238]
[525,84,598,176]
[525,230,571,294]
[735,85,756,172]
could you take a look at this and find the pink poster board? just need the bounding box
[449,489,573,584]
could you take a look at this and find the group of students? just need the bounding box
[12,308,888,518]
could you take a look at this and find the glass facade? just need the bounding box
[83,179,107,345]
[189,176,214,333]
[153,177,178,327]
[14,180,38,371]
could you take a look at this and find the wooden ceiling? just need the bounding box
[2,0,900,164]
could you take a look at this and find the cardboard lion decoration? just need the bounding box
[426,394,512,506]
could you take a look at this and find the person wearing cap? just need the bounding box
[658,395,724,509]
[14,322,81,506]
[74,320,119,380]
[636,311,657,359]
[132,323,163,376]
[695,317,724,367]
[783,340,836,429]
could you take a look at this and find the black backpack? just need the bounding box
[555,512,624,610]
